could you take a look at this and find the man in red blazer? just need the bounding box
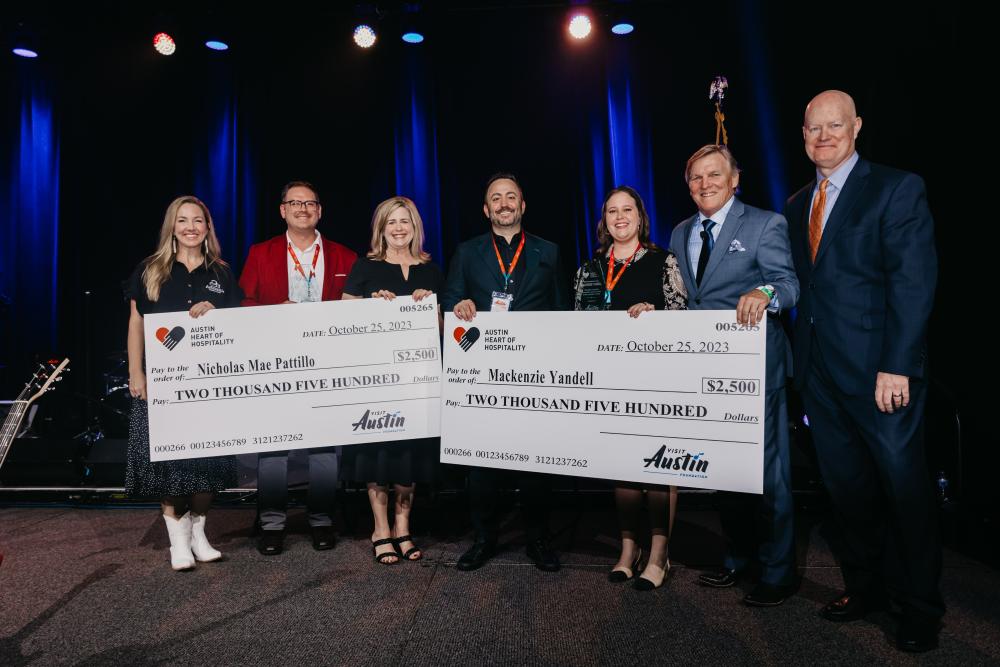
[239,181,357,556]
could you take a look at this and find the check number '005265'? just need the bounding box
[702,378,760,396]
[394,347,438,363]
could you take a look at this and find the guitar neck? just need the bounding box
[0,401,29,469]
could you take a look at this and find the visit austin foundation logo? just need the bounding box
[351,409,406,434]
[453,326,480,351]
[643,445,710,479]
[155,326,186,351]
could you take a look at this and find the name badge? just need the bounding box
[490,291,513,312]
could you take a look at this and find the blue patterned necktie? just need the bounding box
[696,219,716,286]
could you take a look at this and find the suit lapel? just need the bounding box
[270,236,290,300]
[701,198,747,287]
[475,233,501,288]
[791,180,815,262]
[519,237,542,299]
[814,159,870,266]
[675,215,699,294]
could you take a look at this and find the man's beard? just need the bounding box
[490,207,522,229]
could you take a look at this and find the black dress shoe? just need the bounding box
[743,582,795,607]
[525,539,560,572]
[456,541,496,571]
[257,529,285,556]
[311,525,336,551]
[698,568,739,588]
[896,617,939,653]
[820,592,887,622]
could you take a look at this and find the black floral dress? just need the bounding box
[123,260,242,497]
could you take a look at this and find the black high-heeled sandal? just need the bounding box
[608,548,643,583]
[393,535,423,561]
[372,537,398,564]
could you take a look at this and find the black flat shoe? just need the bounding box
[393,535,423,561]
[743,582,795,607]
[311,525,336,551]
[608,548,643,583]
[896,617,940,653]
[456,541,496,571]
[698,568,739,588]
[257,529,285,556]
[372,537,399,565]
[526,539,560,572]
[634,560,670,591]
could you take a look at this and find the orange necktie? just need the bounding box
[808,178,829,263]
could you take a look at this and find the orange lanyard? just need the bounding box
[288,242,320,284]
[605,243,641,304]
[492,233,525,291]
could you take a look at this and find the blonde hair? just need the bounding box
[367,196,431,262]
[142,196,227,301]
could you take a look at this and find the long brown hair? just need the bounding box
[594,186,656,257]
[142,196,227,301]
[367,196,431,262]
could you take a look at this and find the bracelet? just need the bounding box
[756,285,775,300]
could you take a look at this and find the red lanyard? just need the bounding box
[288,242,320,283]
[605,243,641,303]
[492,233,525,291]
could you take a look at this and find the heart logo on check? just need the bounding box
[453,326,480,352]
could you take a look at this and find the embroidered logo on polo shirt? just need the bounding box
[206,279,224,294]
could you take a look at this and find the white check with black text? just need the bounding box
[144,296,441,461]
[441,311,765,493]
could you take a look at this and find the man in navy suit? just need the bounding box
[786,90,942,652]
[671,144,799,607]
[441,172,568,572]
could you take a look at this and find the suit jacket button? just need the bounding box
[695,298,701,305]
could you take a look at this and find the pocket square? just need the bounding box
[727,240,746,253]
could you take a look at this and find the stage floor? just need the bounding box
[1,500,997,665]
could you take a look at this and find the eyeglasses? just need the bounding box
[283,200,320,210]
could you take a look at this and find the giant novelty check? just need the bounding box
[440,311,766,493]
[144,296,441,461]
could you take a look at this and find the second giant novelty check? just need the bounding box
[144,296,441,461]
[440,310,766,493]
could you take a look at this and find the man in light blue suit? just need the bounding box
[670,144,799,606]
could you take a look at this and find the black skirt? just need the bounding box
[125,399,237,497]
[339,438,438,486]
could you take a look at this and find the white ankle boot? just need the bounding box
[163,513,195,571]
[189,512,223,562]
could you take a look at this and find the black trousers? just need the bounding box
[802,341,944,621]
[468,466,551,544]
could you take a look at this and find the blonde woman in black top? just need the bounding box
[125,196,241,571]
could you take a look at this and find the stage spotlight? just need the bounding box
[611,22,634,35]
[153,32,176,55]
[568,14,592,40]
[12,47,38,58]
[205,40,229,51]
[402,32,424,44]
[353,24,377,48]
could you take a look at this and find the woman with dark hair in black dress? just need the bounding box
[341,196,443,565]
[573,186,687,590]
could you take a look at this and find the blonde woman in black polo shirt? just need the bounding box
[124,196,242,571]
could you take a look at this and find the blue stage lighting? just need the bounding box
[205,40,229,51]
[611,23,634,35]
[402,32,424,44]
[13,48,38,58]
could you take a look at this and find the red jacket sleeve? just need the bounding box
[239,244,264,306]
